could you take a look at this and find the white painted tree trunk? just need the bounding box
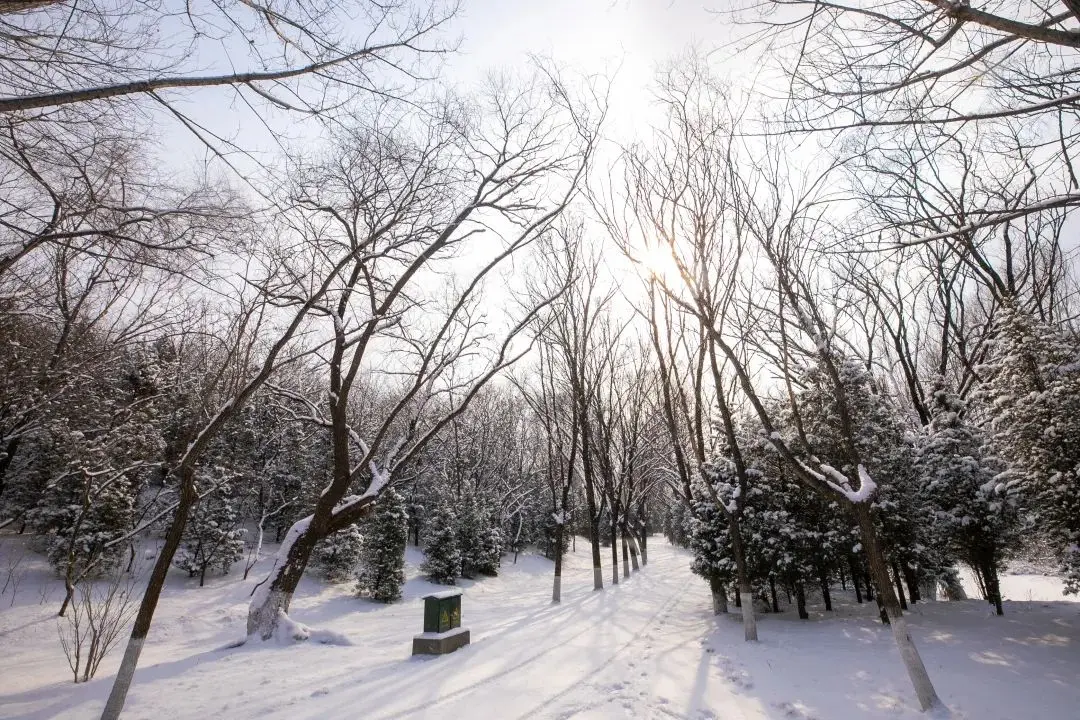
[888,612,942,712]
[593,566,603,590]
[100,638,144,720]
[740,591,758,642]
[712,589,728,615]
[552,575,561,602]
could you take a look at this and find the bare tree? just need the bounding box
[743,0,1080,234]
[244,74,602,640]
[595,58,942,709]
[57,571,139,684]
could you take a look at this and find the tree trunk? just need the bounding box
[839,563,847,591]
[970,562,987,601]
[983,558,1004,616]
[851,561,863,603]
[892,561,908,610]
[795,581,809,620]
[621,534,630,579]
[244,523,265,581]
[58,582,74,617]
[101,466,198,720]
[818,565,833,612]
[552,523,564,603]
[769,576,779,613]
[627,531,640,571]
[854,503,942,712]
[246,517,322,640]
[610,519,620,586]
[902,564,921,603]
[729,516,757,641]
[590,520,603,591]
[709,572,728,615]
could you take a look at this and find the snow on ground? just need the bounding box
[1,536,1078,720]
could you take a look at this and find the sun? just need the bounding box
[638,243,682,282]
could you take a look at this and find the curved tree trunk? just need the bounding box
[854,503,942,712]
[246,517,323,640]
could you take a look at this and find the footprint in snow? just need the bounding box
[772,701,819,720]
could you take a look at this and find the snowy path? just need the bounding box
[1,538,1079,719]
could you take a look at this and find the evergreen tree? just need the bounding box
[979,305,1080,593]
[458,493,502,577]
[311,523,364,583]
[358,488,409,602]
[918,380,1017,613]
[422,500,462,584]
[687,480,736,613]
[663,498,691,547]
[791,353,930,605]
[173,476,246,586]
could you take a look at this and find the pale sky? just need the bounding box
[158,1,756,181]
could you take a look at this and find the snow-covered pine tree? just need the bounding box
[311,522,364,584]
[422,500,462,584]
[918,379,1017,614]
[663,498,690,546]
[687,481,736,615]
[173,476,246,586]
[477,523,503,576]
[458,492,502,578]
[792,353,929,609]
[457,493,484,579]
[357,487,409,602]
[29,347,165,601]
[979,306,1080,593]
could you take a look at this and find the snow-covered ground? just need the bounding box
[1,537,1078,719]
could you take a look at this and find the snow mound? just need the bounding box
[272,609,353,646]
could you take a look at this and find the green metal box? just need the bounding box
[422,589,462,634]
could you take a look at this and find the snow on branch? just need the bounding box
[793,458,877,504]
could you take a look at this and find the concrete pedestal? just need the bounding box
[412,626,471,655]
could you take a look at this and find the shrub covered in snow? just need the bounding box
[357,487,408,602]
[422,501,461,584]
[312,523,364,584]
